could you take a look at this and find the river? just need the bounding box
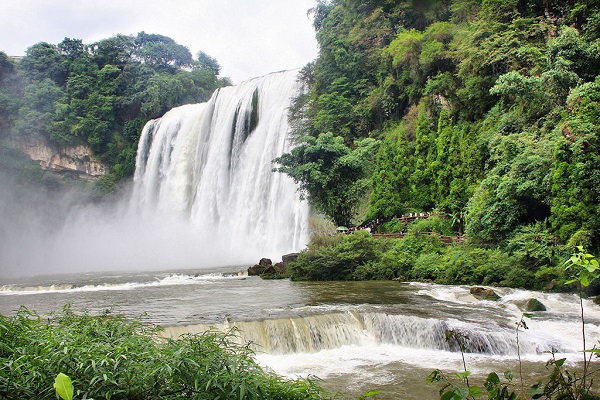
[1,267,598,399]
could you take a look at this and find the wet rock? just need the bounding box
[525,298,547,312]
[544,279,557,291]
[248,258,273,276]
[470,286,500,301]
[249,254,299,277]
[259,258,272,267]
[282,253,299,264]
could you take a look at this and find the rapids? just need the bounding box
[1,272,599,399]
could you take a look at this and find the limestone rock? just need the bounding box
[470,286,500,301]
[9,135,107,180]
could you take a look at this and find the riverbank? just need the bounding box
[1,268,599,399]
[258,215,593,297]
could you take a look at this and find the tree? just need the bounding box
[0,52,15,82]
[275,132,378,226]
[20,42,67,84]
[133,32,194,72]
[467,130,554,243]
[410,107,437,209]
[89,34,135,68]
[552,78,600,245]
[196,51,220,75]
[368,124,412,219]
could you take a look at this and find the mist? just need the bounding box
[0,171,252,280]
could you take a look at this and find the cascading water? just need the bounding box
[130,70,310,264]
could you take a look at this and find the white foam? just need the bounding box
[0,272,245,295]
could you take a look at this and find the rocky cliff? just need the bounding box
[10,135,107,180]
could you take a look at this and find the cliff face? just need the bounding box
[10,136,107,180]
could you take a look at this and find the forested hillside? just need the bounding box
[277,0,600,256]
[0,32,228,189]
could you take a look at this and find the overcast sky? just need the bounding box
[0,0,319,84]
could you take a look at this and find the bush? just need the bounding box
[0,307,331,400]
[411,252,444,281]
[378,232,445,278]
[409,215,454,236]
[290,230,382,281]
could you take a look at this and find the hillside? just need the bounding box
[276,0,600,253]
[0,33,229,190]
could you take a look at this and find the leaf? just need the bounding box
[485,372,500,391]
[453,386,470,398]
[504,370,515,381]
[441,390,458,400]
[581,274,590,286]
[469,385,482,397]
[427,369,443,384]
[555,358,566,367]
[362,390,382,397]
[54,373,74,400]
[453,371,471,380]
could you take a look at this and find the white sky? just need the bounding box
[0,0,319,84]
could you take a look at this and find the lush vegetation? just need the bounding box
[273,0,600,282]
[288,217,571,291]
[0,306,332,399]
[0,33,229,190]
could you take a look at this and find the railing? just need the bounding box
[371,231,466,244]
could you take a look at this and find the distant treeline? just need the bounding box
[0,32,230,190]
[275,0,600,254]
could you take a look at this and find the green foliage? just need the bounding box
[564,246,600,287]
[466,129,554,244]
[0,32,227,185]
[290,0,600,255]
[275,132,378,226]
[290,230,383,281]
[0,307,332,399]
[367,125,412,220]
[505,222,560,268]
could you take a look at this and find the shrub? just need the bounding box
[409,215,454,236]
[0,306,331,400]
[290,230,382,281]
[378,232,445,278]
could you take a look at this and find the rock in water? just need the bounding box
[525,298,547,311]
[470,286,500,301]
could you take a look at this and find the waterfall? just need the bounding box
[161,311,570,356]
[130,71,310,265]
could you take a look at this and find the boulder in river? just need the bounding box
[470,286,500,301]
[248,258,273,276]
[248,255,299,276]
[524,298,547,312]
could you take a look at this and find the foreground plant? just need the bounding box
[0,306,333,399]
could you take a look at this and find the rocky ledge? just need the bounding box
[10,135,107,180]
